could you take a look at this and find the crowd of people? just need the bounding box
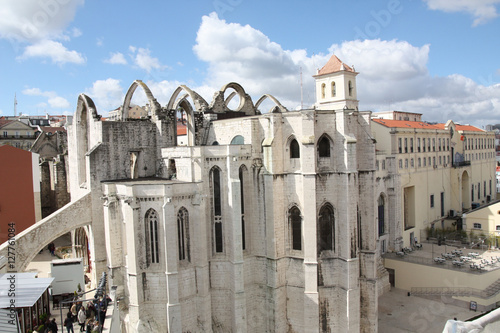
[34,295,111,333]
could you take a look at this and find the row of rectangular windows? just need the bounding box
[429,181,493,211]
[396,152,495,170]
[2,131,34,138]
[397,137,494,154]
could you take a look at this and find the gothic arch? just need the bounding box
[377,193,387,237]
[173,94,196,146]
[122,80,161,120]
[75,94,99,187]
[255,94,287,113]
[210,82,256,115]
[167,85,209,146]
[167,85,209,112]
[318,203,335,253]
[317,133,333,158]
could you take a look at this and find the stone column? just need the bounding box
[161,191,182,332]
[121,195,142,327]
[226,150,247,332]
[300,112,319,332]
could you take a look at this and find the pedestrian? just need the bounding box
[64,313,74,333]
[48,318,58,332]
[85,317,93,333]
[78,306,87,332]
[70,303,78,321]
[48,242,55,256]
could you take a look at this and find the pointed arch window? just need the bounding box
[290,139,300,158]
[378,196,385,236]
[318,204,334,253]
[289,206,302,251]
[318,136,331,157]
[239,166,246,250]
[177,207,190,261]
[145,209,159,265]
[331,82,336,97]
[211,167,224,253]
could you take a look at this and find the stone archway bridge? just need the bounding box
[0,193,92,272]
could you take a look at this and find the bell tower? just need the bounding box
[314,54,359,110]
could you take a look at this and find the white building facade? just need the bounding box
[64,57,385,332]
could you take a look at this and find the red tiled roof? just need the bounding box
[372,119,485,132]
[372,119,441,129]
[177,123,187,136]
[41,126,66,133]
[317,54,354,75]
[0,118,13,128]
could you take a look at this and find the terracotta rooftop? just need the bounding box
[317,54,354,76]
[177,123,187,136]
[372,119,484,132]
[40,126,66,133]
[0,118,13,128]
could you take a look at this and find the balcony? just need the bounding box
[453,161,471,168]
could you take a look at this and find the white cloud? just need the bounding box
[96,37,104,46]
[0,0,84,42]
[48,96,70,108]
[129,47,166,72]
[193,13,321,108]
[104,52,127,65]
[22,86,70,109]
[71,27,82,38]
[18,39,85,64]
[424,0,500,26]
[191,13,500,126]
[85,78,125,113]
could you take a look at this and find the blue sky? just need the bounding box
[0,0,499,127]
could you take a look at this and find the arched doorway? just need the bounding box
[73,227,90,272]
[462,171,470,210]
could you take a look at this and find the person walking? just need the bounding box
[78,306,87,332]
[48,318,58,332]
[64,313,74,333]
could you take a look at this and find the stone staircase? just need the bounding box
[377,255,391,296]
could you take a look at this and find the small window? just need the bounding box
[430,194,434,208]
[146,209,160,265]
[398,138,402,154]
[321,83,326,99]
[290,139,300,158]
[177,207,190,261]
[399,159,402,168]
[496,225,500,230]
[318,136,330,157]
[230,135,244,145]
[318,204,334,253]
[473,223,481,229]
[331,81,336,97]
[290,206,302,251]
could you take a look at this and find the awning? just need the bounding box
[0,273,54,308]
[0,308,21,333]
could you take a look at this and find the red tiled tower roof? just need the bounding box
[317,54,354,75]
